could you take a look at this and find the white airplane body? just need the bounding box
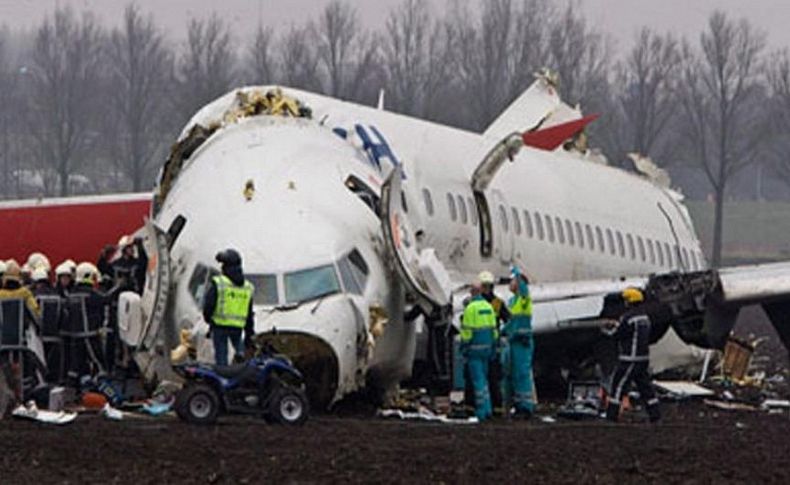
[120,79,790,407]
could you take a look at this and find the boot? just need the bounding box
[647,403,661,423]
[605,402,620,422]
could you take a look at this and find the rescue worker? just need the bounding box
[505,267,536,417]
[55,262,75,297]
[202,249,255,366]
[604,288,661,423]
[26,252,51,275]
[31,267,56,296]
[0,260,6,285]
[0,260,41,319]
[69,263,109,378]
[112,236,148,295]
[478,271,510,326]
[460,281,497,421]
[96,244,116,283]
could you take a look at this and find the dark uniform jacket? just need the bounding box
[613,311,652,362]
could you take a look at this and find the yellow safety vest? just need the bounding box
[461,297,498,343]
[212,275,254,329]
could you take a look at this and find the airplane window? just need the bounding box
[575,222,584,249]
[499,205,509,232]
[468,197,478,225]
[422,188,434,216]
[606,229,615,255]
[555,217,565,244]
[637,237,646,262]
[339,251,369,295]
[511,208,521,235]
[626,234,635,260]
[346,175,380,215]
[586,224,595,251]
[447,193,457,221]
[596,226,605,253]
[565,220,575,246]
[285,264,341,304]
[457,195,468,224]
[545,215,555,242]
[524,211,534,238]
[647,239,656,264]
[535,212,545,240]
[664,243,673,268]
[616,231,625,257]
[247,274,280,305]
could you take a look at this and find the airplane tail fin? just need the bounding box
[521,114,599,151]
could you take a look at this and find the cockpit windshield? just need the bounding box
[284,264,341,304]
[246,274,279,306]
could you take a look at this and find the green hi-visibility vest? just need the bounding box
[510,294,533,317]
[460,297,498,343]
[212,275,254,329]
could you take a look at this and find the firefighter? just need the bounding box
[69,263,109,378]
[112,236,148,294]
[0,260,40,318]
[460,282,497,421]
[202,249,255,366]
[505,267,536,418]
[55,262,75,297]
[31,267,56,296]
[604,288,661,423]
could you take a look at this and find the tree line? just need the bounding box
[0,0,789,266]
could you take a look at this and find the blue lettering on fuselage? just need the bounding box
[354,124,405,178]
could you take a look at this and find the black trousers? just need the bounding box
[607,360,660,421]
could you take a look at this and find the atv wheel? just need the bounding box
[177,383,220,425]
[269,387,309,425]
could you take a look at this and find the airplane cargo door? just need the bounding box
[490,189,515,265]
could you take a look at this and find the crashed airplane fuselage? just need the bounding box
[123,80,790,408]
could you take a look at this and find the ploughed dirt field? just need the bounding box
[1,310,789,485]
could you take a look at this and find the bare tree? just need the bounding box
[246,24,276,85]
[448,0,518,129]
[106,4,173,191]
[28,8,104,196]
[679,11,768,267]
[313,0,379,100]
[174,14,236,122]
[279,25,321,91]
[604,29,682,166]
[546,2,612,110]
[382,0,431,116]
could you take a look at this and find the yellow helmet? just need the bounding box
[622,288,644,304]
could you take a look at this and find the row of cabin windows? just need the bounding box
[421,188,704,270]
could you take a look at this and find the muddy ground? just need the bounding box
[1,309,788,484]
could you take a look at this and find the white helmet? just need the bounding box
[118,235,133,248]
[32,267,49,282]
[0,260,6,274]
[55,262,72,277]
[76,262,99,283]
[27,252,51,272]
[21,263,32,275]
[64,259,77,274]
[478,271,495,285]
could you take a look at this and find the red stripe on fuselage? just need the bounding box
[0,195,152,266]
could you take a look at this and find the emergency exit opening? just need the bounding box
[474,190,493,258]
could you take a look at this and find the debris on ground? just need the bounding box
[12,401,76,425]
[378,407,478,424]
[654,381,715,400]
[101,403,124,421]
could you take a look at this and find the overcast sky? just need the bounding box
[1,0,789,54]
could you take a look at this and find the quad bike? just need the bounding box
[173,343,308,425]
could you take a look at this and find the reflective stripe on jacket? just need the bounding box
[461,296,497,348]
[211,275,254,329]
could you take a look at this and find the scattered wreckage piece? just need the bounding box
[378,408,478,424]
[653,380,715,400]
[12,401,76,425]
